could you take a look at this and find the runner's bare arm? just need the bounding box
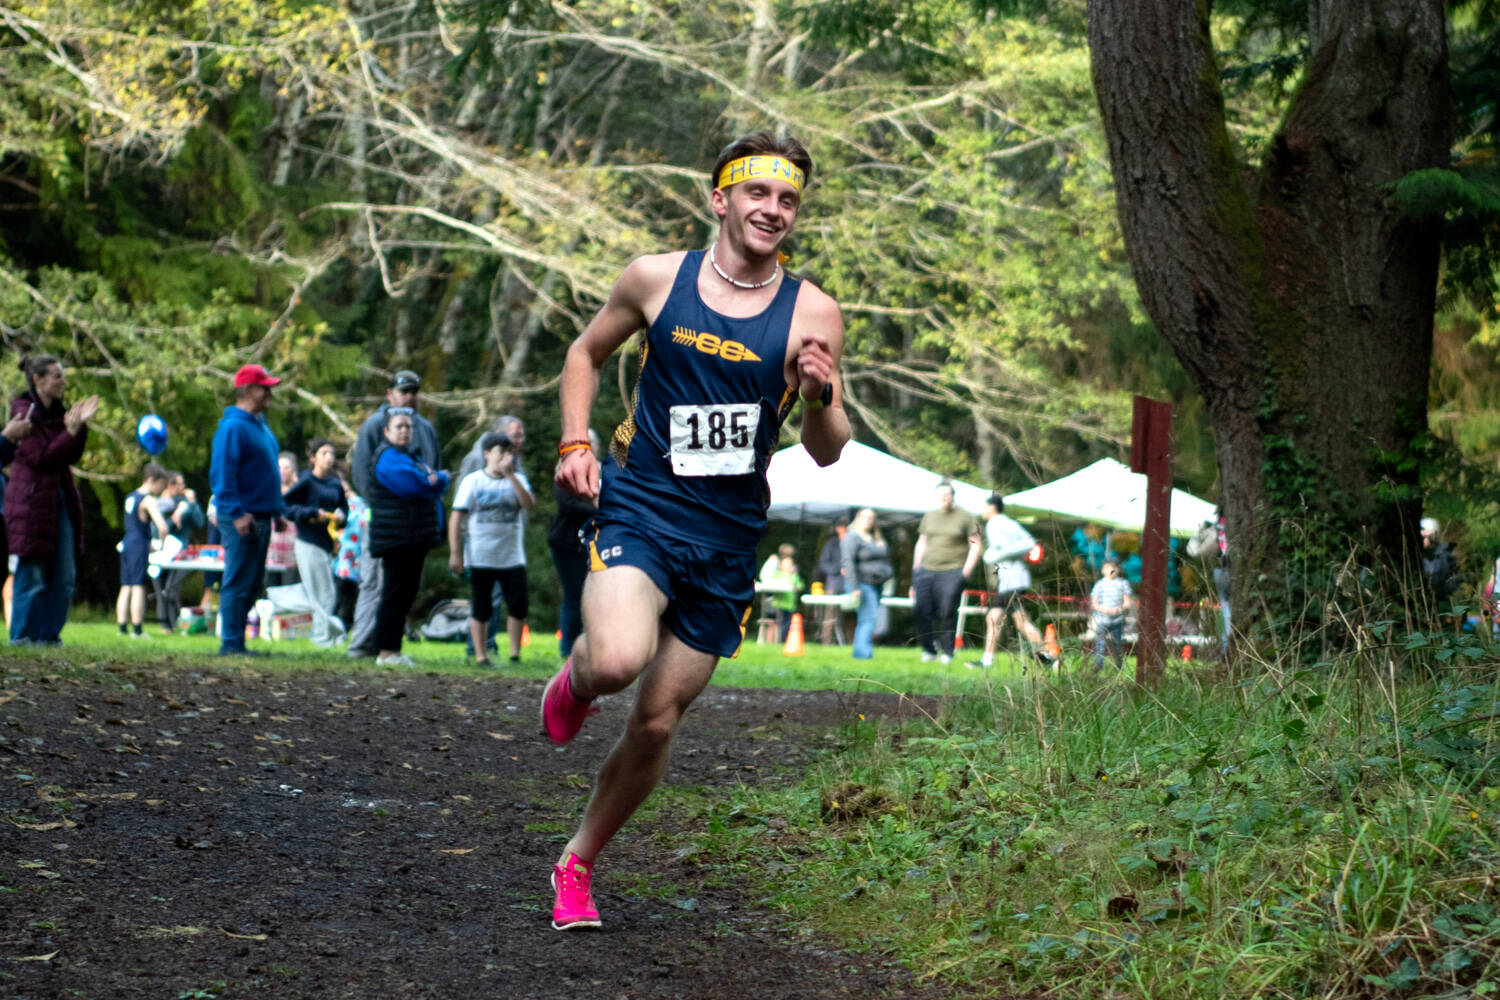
[788,284,851,467]
[557,255,681,499]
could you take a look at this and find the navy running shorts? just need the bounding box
[584,513,757,659]
[120,540,150,587]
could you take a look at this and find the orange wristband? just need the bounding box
[558,439,591,457]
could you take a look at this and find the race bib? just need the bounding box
[668,403,760,476]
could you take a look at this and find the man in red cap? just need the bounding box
[209,364,285,656]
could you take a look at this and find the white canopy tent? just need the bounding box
[1002,457,1217,538]
[765,441,992,523]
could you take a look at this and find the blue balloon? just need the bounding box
[136,414,168,455]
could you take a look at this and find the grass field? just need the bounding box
[26,618,1043,697]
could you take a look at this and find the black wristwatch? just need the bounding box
[803,382,833,409]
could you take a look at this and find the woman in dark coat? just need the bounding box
[5,355,99,645]
[366,410,449,666]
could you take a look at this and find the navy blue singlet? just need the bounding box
[122,490,153,551]
[601,250,800,549]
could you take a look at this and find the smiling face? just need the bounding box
[712,178,801,260]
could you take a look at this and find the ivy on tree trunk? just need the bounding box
[1087,0,1451,652]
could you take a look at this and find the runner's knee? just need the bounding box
[578,640,649,692]
[626,703,681,750]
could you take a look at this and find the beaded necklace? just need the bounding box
[708,243,781,290]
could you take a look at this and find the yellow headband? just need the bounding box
[716,155,805,194]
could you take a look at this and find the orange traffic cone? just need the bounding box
[1181,644,1193,660]
[1043,624,1062,661]
[783,613,805,657]
[521,624,531,648]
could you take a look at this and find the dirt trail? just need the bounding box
[0,657,950,1000]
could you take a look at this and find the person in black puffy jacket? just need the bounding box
[367,410,449,666]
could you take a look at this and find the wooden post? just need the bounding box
[1130,396,1173,686]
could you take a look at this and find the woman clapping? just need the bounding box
[5,356,98,646]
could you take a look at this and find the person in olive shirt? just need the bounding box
[910,481,981,663]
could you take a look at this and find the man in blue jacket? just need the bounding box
[209,364,284,656]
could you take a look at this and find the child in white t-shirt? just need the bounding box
[448,431,535,665]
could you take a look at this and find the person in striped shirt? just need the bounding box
[1090,557,1133,672]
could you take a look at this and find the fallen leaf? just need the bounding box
[11,820,76,831]
[223,698,249,707]
[8,950,59,962]
[0,691,17,707]
[486,732,514,741]
[149,925,206,937]
[451,795,472,803]
[220,929,268,941]
[439,847,476,855]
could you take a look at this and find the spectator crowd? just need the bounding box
[0,359,552,666]
[0,355,1487,664]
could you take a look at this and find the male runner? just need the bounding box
[543,132,850,931]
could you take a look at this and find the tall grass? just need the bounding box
[699,652,1500,998]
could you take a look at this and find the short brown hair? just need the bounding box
[711,132,813,191]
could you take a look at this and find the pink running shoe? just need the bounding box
[551,853,602,931]
[540,658,599,745]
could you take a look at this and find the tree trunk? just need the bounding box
[1087,0,1449,649]
[270,90,305,187]
[744,0,775,91]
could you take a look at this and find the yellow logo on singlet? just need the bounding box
[670,325,761,363]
